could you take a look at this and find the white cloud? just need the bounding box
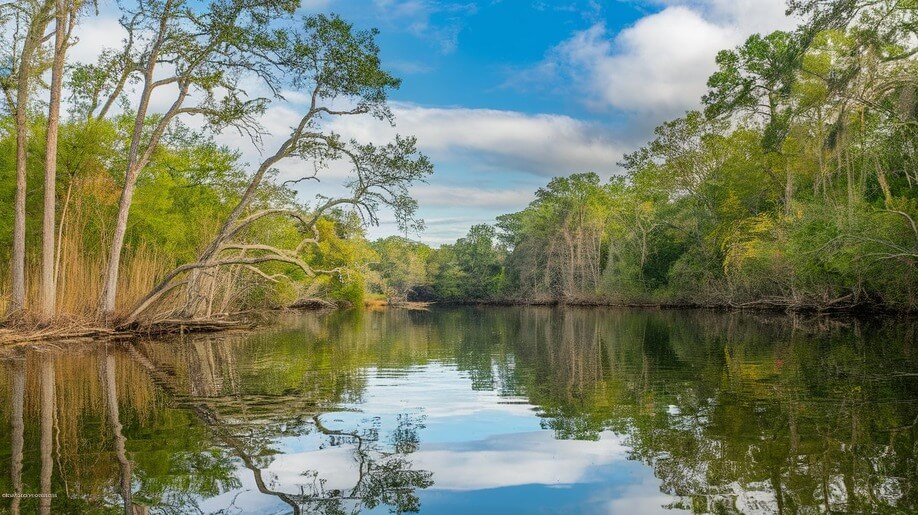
[328,102,626,177]
[68,16,126,64]
[519,0,796,118]
[410,185,534,209]
[216,102,622,243]
[410,431,630,490]
[653,0,795,34]
[253,431,639,502]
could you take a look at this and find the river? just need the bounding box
[0,307,915,514]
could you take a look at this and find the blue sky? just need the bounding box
[75,0,798,244]
[301,0,797,244]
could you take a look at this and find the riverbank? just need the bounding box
[2,295,910,346]
[0,318,256,346]
[433,295,910,315]
[0,300,438,345]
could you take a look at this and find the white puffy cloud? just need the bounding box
[520,0,796,118]
[327,102,626,177]
[212,102,621,243]
[653,0,796,34]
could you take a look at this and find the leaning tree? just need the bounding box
[119,14,433,325]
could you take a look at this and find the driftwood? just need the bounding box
[0,318,253,346]
[127,318,255,336]
[288,298,337,310]
[388,301,433,311]
[0,326,133,345]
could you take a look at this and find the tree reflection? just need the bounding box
[0,308,914,513]
[8,359,24,515]
[296,413,433,514]
[99,350,135,515]
[0,346,238,513]
[128,339,434,514]
[475,309,918,513]
[39,357,54,515]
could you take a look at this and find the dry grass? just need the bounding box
[2,193,175,325]
[364,297,388,310]
[363,298,433,311]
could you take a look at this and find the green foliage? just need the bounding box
[425,224,505,301]
[450,3,917,310]
[0,4,439,317]
[370,236,429,302]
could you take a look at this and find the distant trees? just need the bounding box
[425,0,916,311]
[368,224,505,304]
[497,174,610,300]
[370,237,430,303]
[426,224,504,301]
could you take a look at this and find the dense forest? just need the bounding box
[380,0,918,311]
[1,0,916,329]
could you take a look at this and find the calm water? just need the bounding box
[0,307,916,514]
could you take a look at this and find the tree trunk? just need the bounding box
[98,76,156,320]
[54,178,75,292]
[41,1,72,321]
[99,168,138,318]
[98,10,178,320]
[784,164,794,217]
[8,5,53,318]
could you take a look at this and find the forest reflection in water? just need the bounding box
[0,307,915,514]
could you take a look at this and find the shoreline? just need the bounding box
[1,299,912,346]
[425,297,912,316]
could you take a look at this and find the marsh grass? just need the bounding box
[2,203,174,324]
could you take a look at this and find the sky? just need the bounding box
[75,0,800,245]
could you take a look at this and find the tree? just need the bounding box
[92,0,300,320]
[496,174,611,299]
[123,14,432,323]
[0,0,54,317]
[371,237,430,303]
[40,0,82,321]
[452,224,504,299]
[704,31,808,215]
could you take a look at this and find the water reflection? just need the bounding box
[100,351,134,515]
[0,308,915,514]
[39,357,53,515]
[8,359,23,515]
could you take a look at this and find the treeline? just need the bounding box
[374,0,917,311]
[0,1,430,326]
